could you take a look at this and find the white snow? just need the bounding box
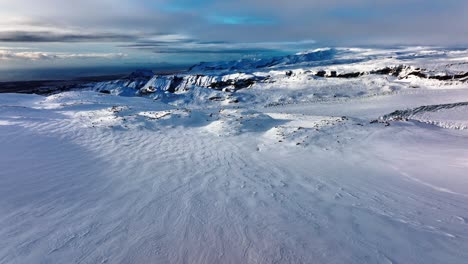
[1,47,468,264]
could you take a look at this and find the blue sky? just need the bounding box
[0,0,467,76]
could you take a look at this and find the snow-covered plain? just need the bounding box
[1,47,468,263]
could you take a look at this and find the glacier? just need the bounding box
[1,46,468,264]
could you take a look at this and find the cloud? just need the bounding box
[0,46,33,50]
[0,31,141,42]
[207,15,276,25]
[0,49,127,60]
[121,39,317,54]
[0,0,467,66]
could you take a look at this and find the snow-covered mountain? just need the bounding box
[188,48,338,72]
[90,47,468,107]
[1,47,468,264]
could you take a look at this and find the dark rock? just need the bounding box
[337,72,362,78]
[208,81,231,90]
[167,76,184,93]
[209,78,256,91]
[454,72,468,79]
[371,65,408,77]
[429,75,453,81]
[407,71,427,78]
[233,78,256,89]
[208,96,224,101]
[315,70,326,77]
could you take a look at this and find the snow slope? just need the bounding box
[1,47,468,264]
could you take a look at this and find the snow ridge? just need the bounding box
[381,102,468,130]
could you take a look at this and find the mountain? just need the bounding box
[89,47,468,106]
[188,48,338,72]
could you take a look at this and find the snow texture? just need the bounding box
[1,47,468,264]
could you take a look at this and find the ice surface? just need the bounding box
[1,47,468,264]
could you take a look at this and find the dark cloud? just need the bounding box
[121,43,277,54]
[120,38,316,55]
[0,31,141,42]
[153,49,273,54]
[2,0,468,45]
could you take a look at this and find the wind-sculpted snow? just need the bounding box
[2,88,468,263]
[1,47,468,263]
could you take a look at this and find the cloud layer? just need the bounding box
[0,31,140,43]
[2,0,467,44]
[0,0,467,68]
[0,50,127,61]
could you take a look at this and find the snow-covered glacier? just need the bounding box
[1,46,468,264]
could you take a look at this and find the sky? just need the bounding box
[0,0,467,79]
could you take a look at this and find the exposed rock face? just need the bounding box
[378,102,468,130]
[428,72,468,81]
[370,65,408,76]
[135,74,270,95]
[313,65,468,82]
[93,70,155,95]
[167,76,185,93]
[397,66,468,81]
[382,102,468,121]
[209,78,257,90]
[315,70,327,77]
[88,49,468,100]
[94,64,468,98]
[336,72,363,78]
